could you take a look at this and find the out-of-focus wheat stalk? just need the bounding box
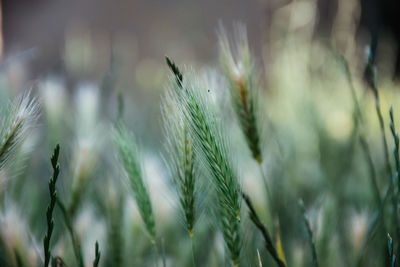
[0,92,40,170]
[218,25,262,164]
[113,125,156,243]
[298,199,318,267]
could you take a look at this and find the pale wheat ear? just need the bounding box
[218,24,262,164]
[171,64,242,266]
[0,91,40,170]
[112,124,156,243]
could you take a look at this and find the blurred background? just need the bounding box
[1,0,400,266]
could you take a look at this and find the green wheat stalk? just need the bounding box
[164,57,197,266]
[163,57,197,237]
[113,125,156,243]
[43,144,60,267]
[339,55,381,205]
[170,68,242,265]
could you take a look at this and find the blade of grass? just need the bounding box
[93,241,100,267]
[242,193,285,267]
[56,198,84,267]
[338,55,381,204]
[43,144,60,267]
[298,199,319,267]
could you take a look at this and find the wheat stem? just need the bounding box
[298,199,319,267]
[389,106,400,254]
[164,56,197,238]
[93,241,100,267]
[242,193,285,267]
[43,144,60,267]
[56,198,85,267]
[190,235,196,267]
[339,55,381,205]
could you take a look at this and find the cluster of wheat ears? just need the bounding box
[1,25,400,267]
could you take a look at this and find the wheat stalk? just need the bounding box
[43,144,60,267]
[163,57,197,238]
[170,68,242,265]
[0,91,39,170]
[113,125,156,243]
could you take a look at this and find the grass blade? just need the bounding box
[43,144,60,267]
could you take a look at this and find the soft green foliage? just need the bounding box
[113,125,156,243]
[43,144,60,267]
[171,70,242,265]
[219,25,262,164]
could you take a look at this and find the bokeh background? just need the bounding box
[1,0,400,266]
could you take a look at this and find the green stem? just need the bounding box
[161,238,166,267]
[242,193,286,267]
[152,241,160,267]
[190,234,196,267]
[339,55,381,206]
[56,198,85,267]
[258,163,275,235]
